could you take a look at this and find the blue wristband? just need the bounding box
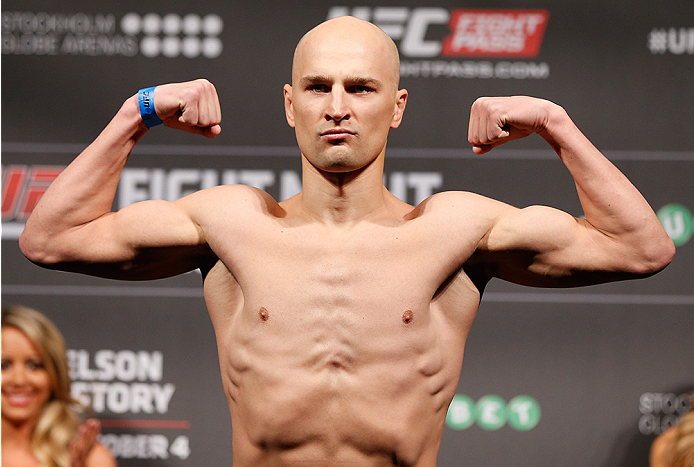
[138,87,163,128]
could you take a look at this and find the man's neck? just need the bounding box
[296,154,393,225]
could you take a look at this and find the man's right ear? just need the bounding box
[284,84,295,128]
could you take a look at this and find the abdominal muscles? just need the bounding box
[223,301,461,466]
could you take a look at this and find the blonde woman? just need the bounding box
[650,395,694,467]
[2,305,116,467]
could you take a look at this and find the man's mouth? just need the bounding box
[320,128,355,141]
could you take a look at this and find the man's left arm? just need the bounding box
[468,96,675,287]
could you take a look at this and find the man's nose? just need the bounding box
[325,88,350,122]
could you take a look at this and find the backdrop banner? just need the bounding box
[3,1,693,466]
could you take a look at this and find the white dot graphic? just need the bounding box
[182,14,202,35]
[162,14,182,35]
[140,36,161,57]
[121,13,141,35]
[142,13,162,35]
[162,36,181,57]
[202,37,223,58]
[126,11,224,58]
[182,37,201,58]
[202,14,223,35]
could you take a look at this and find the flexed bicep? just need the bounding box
[476,204,660,287]
[20,79,224,279]
[23,194,214,280]
[467,95,673,285]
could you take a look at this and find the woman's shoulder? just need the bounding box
[85,442,117,467]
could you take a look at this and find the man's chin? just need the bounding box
[315,158,368,175]
[302,146,379,174]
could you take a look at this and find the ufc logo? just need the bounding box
[1,165,63,221]
[327,6,449,58]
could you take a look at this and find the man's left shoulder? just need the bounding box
[413,190,501,216]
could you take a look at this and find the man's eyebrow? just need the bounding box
[299,75,331,86]
[345,76,383,88]
[299,75,383,88]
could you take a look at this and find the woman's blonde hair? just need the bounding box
[669,403,694,467]
[651,393,694,467]
[2,305,82,467]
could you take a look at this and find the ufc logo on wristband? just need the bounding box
[138,87,163,128]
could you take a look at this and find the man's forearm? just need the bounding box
[19,95,148,261]
[540,105,674,272]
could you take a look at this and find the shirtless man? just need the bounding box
[19,16,674,467]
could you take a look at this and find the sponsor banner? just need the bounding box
[657,204,693,247]
[399,60,549,79]
[1,11,223,58]
[69,349,175,414]
[1,2,692,466]
[68,348,190,461]
[441,10,549,58]
[639,392,692,435]
[3,163,691,249]
[1,164,443,238]
[446,394,541,431]
[100,433,190,461]
[648,27,694,55]
[1,165,63,221]
[327,6,550,79]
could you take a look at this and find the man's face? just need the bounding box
[284,20,407,174]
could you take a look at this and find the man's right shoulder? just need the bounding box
[187,184,283,217]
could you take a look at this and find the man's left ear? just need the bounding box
[284,84,295,128]
[390,89,408,129]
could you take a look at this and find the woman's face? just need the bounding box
[1,326,53,427]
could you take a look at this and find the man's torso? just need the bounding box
[195,186,492,466]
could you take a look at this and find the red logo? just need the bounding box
[2,165,63,221]
[442,9,549,58]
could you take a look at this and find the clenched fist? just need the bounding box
[150,78,222,138]
[468,96,559,155]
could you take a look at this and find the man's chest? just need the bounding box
[202,219,481,364]
[226,225,463,298]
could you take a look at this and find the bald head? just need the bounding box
[283,15,409,173]
[292,16,401,89]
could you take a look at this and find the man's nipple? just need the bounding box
[259,307,270,322]
[402,309,414,325]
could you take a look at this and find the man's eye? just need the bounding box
[351,86,372,94]
[309,85,329,93]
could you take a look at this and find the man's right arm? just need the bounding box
[19,79,222,280]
